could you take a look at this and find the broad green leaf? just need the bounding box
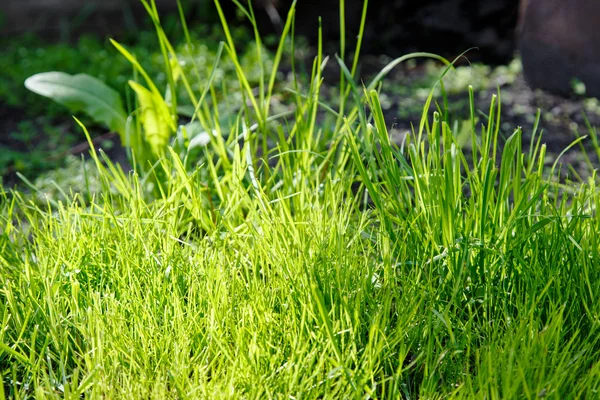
[25,72,127,139]
[129,80,174,155]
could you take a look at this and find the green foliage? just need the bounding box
[128,80,174,154]
[0,120,79,185]
[2,0,600,398]
[1,23,271,183]
[0,25,251,115]
[18,17,289,186]
[0,35,133,117]
[24,72,127,138]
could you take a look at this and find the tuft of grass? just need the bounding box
[1,0,600,398]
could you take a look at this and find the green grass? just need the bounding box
[2,1,600,398]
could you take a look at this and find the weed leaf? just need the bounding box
[129,80,174,155]
[25,72,127,138]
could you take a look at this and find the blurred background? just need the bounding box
[1,0,519,62]
[1,0,599,187]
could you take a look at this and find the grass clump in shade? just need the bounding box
[2,0,600,398]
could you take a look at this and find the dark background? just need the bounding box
[0,0,520,63]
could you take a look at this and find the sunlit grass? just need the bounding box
[2,0,600,398]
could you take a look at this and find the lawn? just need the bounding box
[1,1,600,398]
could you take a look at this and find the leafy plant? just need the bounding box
[21,4,281,182]
[24,72,127,138]
[3,21,274,185]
